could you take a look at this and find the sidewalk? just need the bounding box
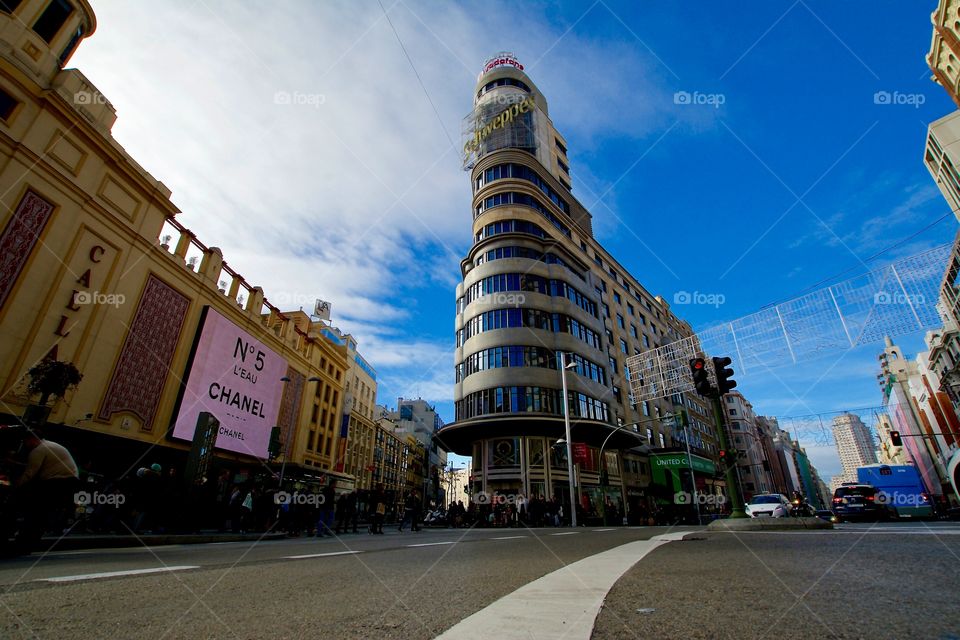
[38,530,287,551]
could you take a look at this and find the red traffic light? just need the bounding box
[890,430,902,447]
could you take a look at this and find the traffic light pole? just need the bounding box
[711,394,747,518]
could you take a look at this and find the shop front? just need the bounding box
[649,451,721,524]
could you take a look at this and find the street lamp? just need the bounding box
[558,351,578,528]
[597,417,649,525]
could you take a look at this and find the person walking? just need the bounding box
[369,484,386,534]
[15,431,79,542]
[399,490,421,532]
[316,479,336,537]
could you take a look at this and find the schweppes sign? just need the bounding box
[463,95,536,156]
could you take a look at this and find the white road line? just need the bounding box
[284,550,363,559]
[491,535,528,540]
[37,566,200,583]
[407,541,457,547]
[435,531,690,640]
[549,531,580,536]
[592,528,615,532]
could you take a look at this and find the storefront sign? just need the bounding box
[651,453,716,475]
[462,95,535,157]
[480,52,524,77]
[172,308,288,458]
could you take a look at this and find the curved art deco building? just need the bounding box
[438,55,720,516]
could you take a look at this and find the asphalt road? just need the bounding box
[593,521,960,640]
[2,522,958,639]
[0,524,698,639]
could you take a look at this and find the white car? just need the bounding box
[745,494,791,518]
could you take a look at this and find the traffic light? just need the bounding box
[890,431,902,447]
[689,358,715,397]
[718,449,732,467]
[712,356,737,395]
[268,426,282,459]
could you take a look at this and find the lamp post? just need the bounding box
[558,351,578,528]
[598,418,649,525]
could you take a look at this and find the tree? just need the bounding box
[26,359,83,406]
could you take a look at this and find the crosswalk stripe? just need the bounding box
[38,566,199,583]
[284,550,363,559]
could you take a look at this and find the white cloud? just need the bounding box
[69,1,701,415]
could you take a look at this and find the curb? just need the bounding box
[706,517,833,532]
[39,532,288,551]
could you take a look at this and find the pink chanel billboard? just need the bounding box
[172,307,288,458]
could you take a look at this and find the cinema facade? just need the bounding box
[0,0,355,487]
[437,54,723,520]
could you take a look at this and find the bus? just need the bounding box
[857,464,934,519]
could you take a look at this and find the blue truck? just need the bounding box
[856,464,934,519]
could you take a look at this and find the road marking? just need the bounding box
[38,566,199,583]
[284,550,363,559]
[407,541,456,547]
[491,535,527,540]
[550,531,579,536]
[592,528,615,532]
[435,531,690,640]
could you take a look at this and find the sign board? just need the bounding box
[479,52,524,78]
[572,442,589,466]
[172,307,288,459]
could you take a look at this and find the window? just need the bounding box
[556,139,567,155]
[729,409,738,415]
[642,401,650,417]
[627,303,634,316]
[0,0,22,13]
[642,335,650,348]
[609,356,618,374]
[613,386,622,403]
[58,25,84,66]
[0,86,18,121]
[32,0,72,43]
[630,324,638,339]
[613,292,622,304]
[620,339,628,354]
[659,432,666,448]
[558,158,569,174]
[616,314,625,329]
[601,303,610,318]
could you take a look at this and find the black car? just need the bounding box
[831,484,891,522]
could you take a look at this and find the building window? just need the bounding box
[0,86,18,121]
[642,335,650,348]
[642,401,650,417]
[627,303,634,316]
[58,25,84,66]
[613,292,622,304]
[630,324,638,339]
[616,314,625,329]
[32,0,72,43]
[602,303,610,318]
[558,158,569,174]
[620,339,628,354]
[556,138,567,155]
[0,0,22,13]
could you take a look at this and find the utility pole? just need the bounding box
[691,356,747,519]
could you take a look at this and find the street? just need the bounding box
[1,522,958,639]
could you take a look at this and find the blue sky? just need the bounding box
[71,1,956,479]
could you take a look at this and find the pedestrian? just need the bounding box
[317,479,336,537]
[15,431,79,542]
[399,490,421,532]
[347,490,360,533]
[334,490,349,534]
[369,483,386,534]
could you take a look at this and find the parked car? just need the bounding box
[745,494,791,518]
[831,483,892,522]
[814,509,837,523]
